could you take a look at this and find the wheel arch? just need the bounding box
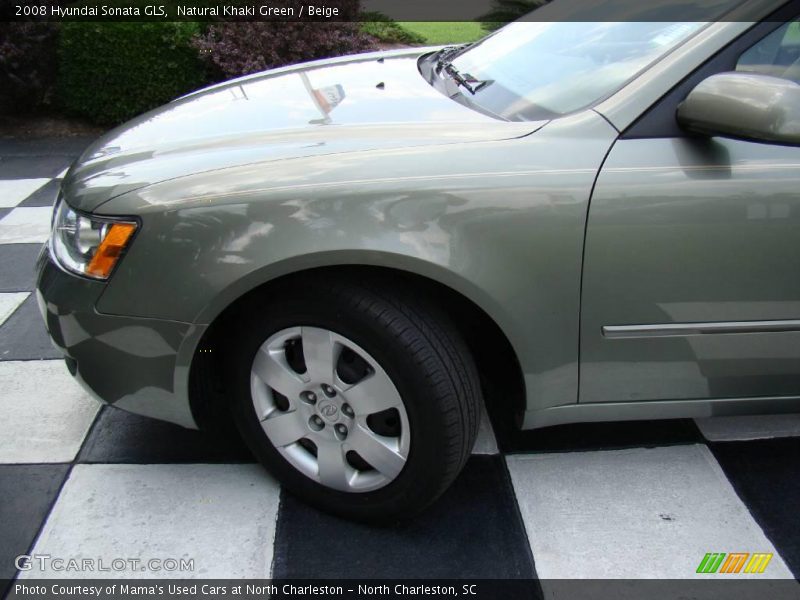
[188,261,526,434]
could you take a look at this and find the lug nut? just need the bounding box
[309,415,324,430]
[322,384,336,397]
[302,391,317,404]
[341,403,354,418]
[335,424,348,439]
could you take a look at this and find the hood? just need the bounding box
[64,48,540,213]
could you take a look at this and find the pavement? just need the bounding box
[0,138,799,592]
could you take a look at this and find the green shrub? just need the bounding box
[58,22,208,125]
[0,22,59,114]
[193,21,377,82]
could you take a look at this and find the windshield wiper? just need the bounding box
[443,63,478,94]
[434,44,490,96]
[440,62,492,96]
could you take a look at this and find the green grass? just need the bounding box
[360,13,426,44]
[394,22,486,45]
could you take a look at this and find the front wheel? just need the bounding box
[227,275,482,522]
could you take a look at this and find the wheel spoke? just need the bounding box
[316,441,351,490]
[344,370,403,416]
[348,426,406,480]
[252,347,306,399]
[260,411,307,448]
[301,327,341,383]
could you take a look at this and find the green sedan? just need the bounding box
[38,1,800,521]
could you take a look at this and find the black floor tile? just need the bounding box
[0,464,70,589]
[19,179,59,207]
[0,208,10,221]
[77,406,254,464]
[710,437,800,578]
[0,294,60,360]
[272,455,538,583]
[0,157,71,179]
[0,244,42,292]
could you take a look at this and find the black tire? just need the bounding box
[225,273,482,523]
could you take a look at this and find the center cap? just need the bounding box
[318,401,339,423]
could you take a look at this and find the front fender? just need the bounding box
[96,110,618,414]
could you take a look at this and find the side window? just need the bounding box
[736,19,800,82]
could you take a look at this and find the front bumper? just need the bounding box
[35,249,202,429]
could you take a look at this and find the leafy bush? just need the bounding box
[0,21,59,114]
[58,22,208,125]
[193,21,377,81]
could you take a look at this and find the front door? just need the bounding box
[579,19,800,404]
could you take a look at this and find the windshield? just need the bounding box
[446,22,706,121]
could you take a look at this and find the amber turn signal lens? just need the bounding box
[85,222,137,279]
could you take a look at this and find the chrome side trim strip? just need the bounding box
[522,395,800,429]
[602,319,800,339]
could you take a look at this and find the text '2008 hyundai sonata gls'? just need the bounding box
[38,1,800,521]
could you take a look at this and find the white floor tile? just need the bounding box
[0,360,99,463]
[0,206,53,243]
[57,168,69,178]
[0,179,50,208]
[696,414,800,442]
[0,292,28,326]
[506,444,793,579]
[473,404,499,454]
[23,464,281,579]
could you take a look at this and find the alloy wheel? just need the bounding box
[250,326,410,492]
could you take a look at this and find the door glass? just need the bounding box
[736,19,800,82]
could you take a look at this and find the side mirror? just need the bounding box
[676,72,800,145]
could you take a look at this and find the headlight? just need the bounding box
[50,200,137,280]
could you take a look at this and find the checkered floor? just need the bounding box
[1,139,799,590]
